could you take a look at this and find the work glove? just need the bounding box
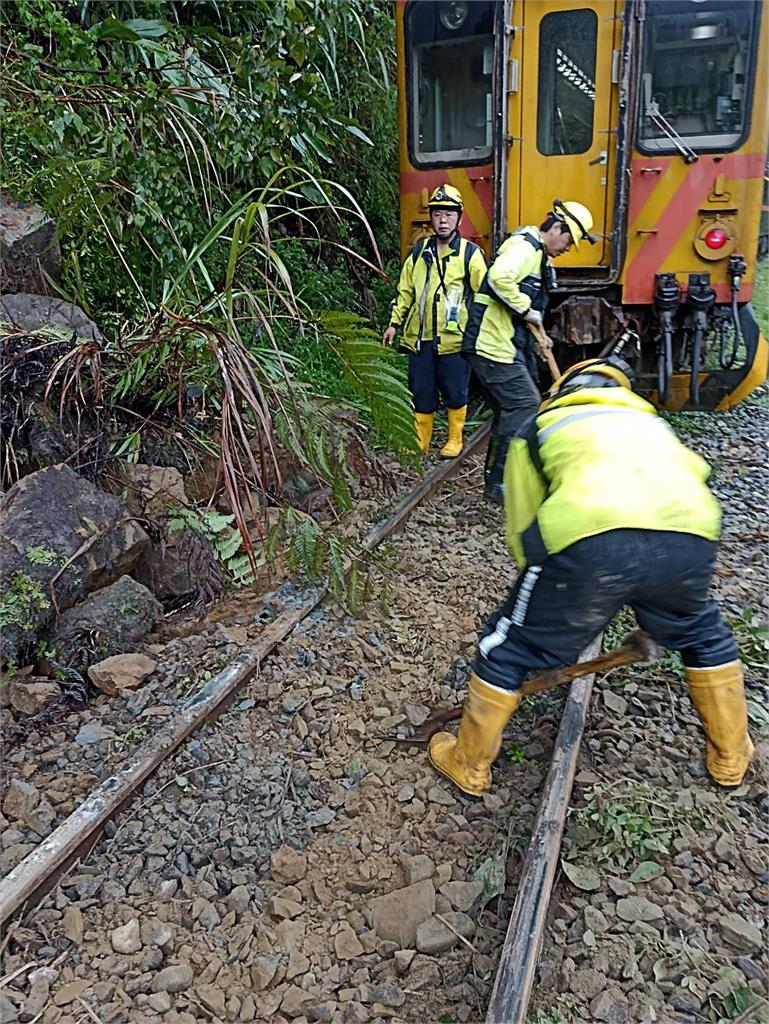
[524,309,543,328]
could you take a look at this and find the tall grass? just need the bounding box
[753,258,768,335]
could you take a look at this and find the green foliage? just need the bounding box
[719,978,763,1020]
[1,0,403,615]
[728,605,769,672]
[169,506,262,585]
[1,0,396,320]
[505,740,526,764]
[753,258,768,336]
[0,573,50,630]
[269,506,389,614]
[317,311,417,453]
[530,1010,569,1024]
[565,779,722,873]
[25,546,61,567]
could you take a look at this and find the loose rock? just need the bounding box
[368,880,436,947]
[271,844,308,884]
[720,912,763,951]
[150,965,194,994]
[615,896,663,923]
[440,880,483,913]
[335,923,365,960]
[416,912,474,955]
[110,918,141,954]
[590,988,629,1023]
[88,652,158,695]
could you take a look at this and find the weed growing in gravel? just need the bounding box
[565,778,723,873]
[728,605,769,672]
[505,739,526,764]
[110,723,149,755]
[647,934,769,1023]
[666,409,715,437]
[529,1009,568,1024]
[528,995,584,1024]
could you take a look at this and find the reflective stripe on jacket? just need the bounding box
[390,234,487,355]
[503,388,722,569]
[462,227,551,364]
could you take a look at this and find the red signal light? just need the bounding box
[704,228,728,250]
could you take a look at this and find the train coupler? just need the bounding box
[654,273,681,404]
[686,274,716,407]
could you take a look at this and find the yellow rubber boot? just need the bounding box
[414,412,434,453]
[686,661,754,788]
[439,406,467,458]
[429,673,521,796]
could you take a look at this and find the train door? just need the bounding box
[512,0,620,269]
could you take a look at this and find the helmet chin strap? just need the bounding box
[435,225,459,243]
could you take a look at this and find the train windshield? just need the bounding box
[639,0,759,153]
[406,1,494,166]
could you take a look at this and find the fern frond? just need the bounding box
[315,310,418,453]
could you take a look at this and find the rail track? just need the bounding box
[1,398,767,1024]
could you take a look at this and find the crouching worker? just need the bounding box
[429,356,753,795]
[382,184,487,457]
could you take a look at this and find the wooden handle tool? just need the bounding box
[383,630,659,745]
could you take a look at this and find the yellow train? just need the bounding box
[395,0,769,409]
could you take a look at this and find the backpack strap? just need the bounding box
[411,237,430,267]
[517,413,549,487]
[462,239,479,305]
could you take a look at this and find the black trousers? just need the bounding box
[475,530,738,690]
[408,343,470,414]
[467,350,540,437]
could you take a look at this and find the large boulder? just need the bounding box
[47,575,162,667]
[0,196,61,295]
[0,465,149,667]
[0,293,102,342]
[133,541,194,602]
[122,463,195,600]
[0,296,102,477]
[121,463,187,517]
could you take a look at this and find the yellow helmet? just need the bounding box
[539,357,634,411]
[428,183,464,213]
[552,199,596,247]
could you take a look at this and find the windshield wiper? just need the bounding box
[645,105,698,163]
[641,81,699,164]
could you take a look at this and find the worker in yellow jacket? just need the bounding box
[463,199,595,502]
[429,356,753,795]
[383,184,487,457]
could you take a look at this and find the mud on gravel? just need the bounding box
[1,393,767,1024]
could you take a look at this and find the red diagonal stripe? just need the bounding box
[625,152,765,302]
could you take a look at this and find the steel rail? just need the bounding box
[0,422,491,930]
[486,635,602,1024]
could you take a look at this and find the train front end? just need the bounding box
[622,0,768,410]
[395,0,769,410]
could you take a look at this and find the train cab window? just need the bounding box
[639,0,759,153]
[537,9,598,156]
[406,1,494,166]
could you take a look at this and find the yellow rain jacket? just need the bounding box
[389,234,487,355]
[504,388,722,569]
[462,227,552,364]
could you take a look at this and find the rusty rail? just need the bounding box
[486,636,601,1024]
[0,422,490,930]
